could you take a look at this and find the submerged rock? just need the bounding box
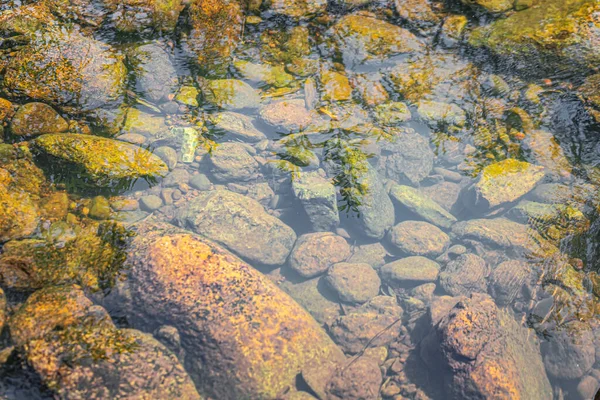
[469,0,600,74]
[129,43,178,103]
[354,166,395,239]
[388,221,450,258]
[260,99,316,133]
[543,321,595,380]
[10,102,68,137]
[438,254,489,297]
[207,142,259,182]
[460,159,545,211]
[388,183,457,229]
[188,0,243,74]
[325,356,382,400]
[176,190,296,266]
[329,13,423,67]
[3,29,126,129]
[32,134,168,187]
[421,293,552,399]
[121,221,344,399]
[209,112,267,143]
[11,285,200,399]
[269,0,327,18]
[0,168,39,243]
[292,171,340,232]
[330,296,403,354]
[461,0,513,13]
[104,0,183,32]
[377,128,434,185]
[202,79,261,110]
[279,276,341,326]
[381,256,441,287]
[325,262,381,304]
[288,232,351,278]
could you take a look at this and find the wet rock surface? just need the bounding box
[288,232,351,278]
[121,221,344,399]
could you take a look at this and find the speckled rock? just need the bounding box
[422,293,552,399]
[0,287,5,334]
[288,232,351,278]
[355,166,395,239]
[32,134,168,187]
[0,168,39,242]
[260,99,316,133]
[209,112,267,143]
[388,221,450,257]
[377,128,434,185]
[207,142,259,182]
[129,43,178,103]
[325,262,381,304]
[373,102,411,125]
[320,69,353,102]
[329,13,424,67]
[292,171,339,232]
[176,190,296,266]
[10,102,68,137]
[381,256,441,287]
[329,296,403,354]
[325,357,382,400]
[419,181,461,211]
[3,29,126,130]
[202,79,260,110]
[394,0,442,32]
[270,0,327,18]
[417,100,466,128]
[120,221,344,399]
[388,183,457,229]
[461,0,513,13]
[347,243,388,269]
[439,254,489,297]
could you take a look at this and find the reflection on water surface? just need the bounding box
[2,0,600,399]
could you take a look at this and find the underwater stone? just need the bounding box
[461,158,545,211]
[292,171,340,232]
[10,102,68,137]
[207,142,259,182]
[388,221,450,258]
[354,166,395,240]
[288,232,351,278]
[388,183,457,229]
[209,112,267,143]
[32,134,168,187]
[461,0,513,13]
[129,43,179,103]
[121,221,343,399]
[438,253,489,297]
[377,128,433,185]
[202,79,260,110]
[381,256,441,286]
[269,0,327,18]
[325,262,381,304]
[176,190,296,266]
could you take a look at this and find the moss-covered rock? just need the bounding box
[129,43,179,103]
[10,102,69,137]
[104,0,183,32]
[469,0,600,74]
[0,220,129,291]
[388,183,457,229]
[188,0,243,75]
[17,286,201,399]
[320,69,353,102]
[3,29,126,128]
[0,168,40,243]
[201,79,261,110]
[32,134,168,188]
[461,0,513,13]
[120,221,344,399]
[329,13,424,67]
[269,0,327,18]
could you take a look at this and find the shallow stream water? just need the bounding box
[1,0,600,399]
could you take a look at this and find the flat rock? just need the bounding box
[388,183,457,229]
[355,166,396,239]
[10,102,68,137]
[207,142,259,182]
[260,99,316,133]
[209,112,267,143]
[129,43,178,103]
[176,190,296,266]
[381,256,441,286]
[388,221,450,257]
[202,79,260,110]
[377,128,434,185]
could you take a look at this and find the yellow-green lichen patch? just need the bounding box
[32,134,167,188]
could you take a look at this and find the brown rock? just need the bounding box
[121,221,344,399]
[325,357,382,400]
[325,262,381,304]
[289,232,351,278]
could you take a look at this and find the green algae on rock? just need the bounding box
[10,102,69,137]
[17,286,201,399]
[468,0,600,74]
[388,183,457,229]
[462,158,545,211]
[120,221,344,399]
[329,13,424,66]
[32,134,168,188]
[3,29,126,127]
